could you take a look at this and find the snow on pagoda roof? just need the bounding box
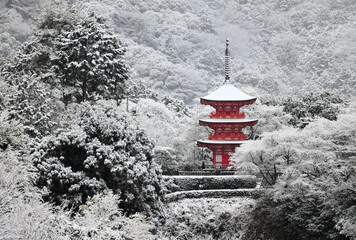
[197,140,248,145]
[199,119,258,124]
[201,84,256,102]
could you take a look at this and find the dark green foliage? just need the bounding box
[7,76,61,137]
[3,7,128,105]
[244,192,350,240]
[33,102,163,216]
[54,12,128,103]
[283,92,343,127]
[1,7,129,137]
[261,92,344,128]
[126,80,159,103]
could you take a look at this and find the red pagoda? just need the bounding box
[197,39,258,169]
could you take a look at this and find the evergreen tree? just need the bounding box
[2,6,128,104]
[1,6,129,137]
[32,101,163,216]
[7,75,61,137]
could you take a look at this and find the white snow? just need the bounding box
[162,175,254,179]
[199,118,258,124]
[201,84,257,102]
[197,139,248,145]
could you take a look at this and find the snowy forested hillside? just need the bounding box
[1,0,355,102]
[0,1,355,239]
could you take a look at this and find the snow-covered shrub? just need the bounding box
[163,175,256,192]
[154,146,180,173]
[159,197,256,239]
[0,148,67,240]
[33,101,163,216]
[68,192,155,239]
[0,148,157,239]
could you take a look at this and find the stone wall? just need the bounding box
[163,175,257,193]
[165,189,264,202]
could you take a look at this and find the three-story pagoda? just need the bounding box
[197,39,258,169]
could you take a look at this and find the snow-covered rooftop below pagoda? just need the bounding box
[201,84,256,102]
[199,119,258,124]
[197,139,248,145]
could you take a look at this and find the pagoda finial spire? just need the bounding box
[224,38,231,83]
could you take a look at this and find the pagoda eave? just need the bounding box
[200,98,256,105]
[199,119,258,125]
[197,140,246,146]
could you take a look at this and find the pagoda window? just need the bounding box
[225,128,232,136]
[233,128,240,136]
[233,106,238,114]
[225,106,231,114]
[218,106,223,113]
[217,128,223,136]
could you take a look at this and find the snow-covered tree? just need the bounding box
[7,75,62,137]
[282,92,344,127]
[237,101,356,240]
[0,111,25,151]
[32,101,163,216]
[154,146,181,173]
[1,6,129,137]
[0,76,10,111]
[54,11,128,103]
[2,5,128,105]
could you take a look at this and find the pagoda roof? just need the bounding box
[199,118,258,124]
[197,139,247,145]
[201,84,256,102]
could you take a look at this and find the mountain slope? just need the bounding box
[1,0,355,102]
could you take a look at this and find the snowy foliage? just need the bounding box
[242,99,292,139]
[2,0,354,102]
[159,197,256,239]
[2,5,128,105]
[235,101,356,239]
[154,146,180,173]
[68,192,155,239]
[93,0,355,101]
[281,92,344,127]
[0,147,156,239]
[163,175,256,192]
[0,1,355,239]
[0,111,25,151]
[53,11,129,103]
[0,76,10,111]
[0,146,68,239]
[7,75,62,137]
[133,99,212,170]
[32,101,163,216]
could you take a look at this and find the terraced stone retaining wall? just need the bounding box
[163,175,257,193]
